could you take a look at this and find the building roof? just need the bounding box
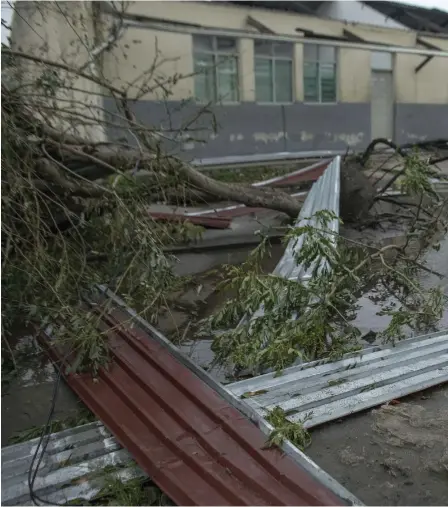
[228,1,448,35]
[363,1,448,34]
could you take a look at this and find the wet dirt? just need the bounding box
[307,385,448,506]
[1,334,84,444]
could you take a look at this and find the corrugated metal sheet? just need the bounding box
[227,330,448,429]
[237,156,340,334]
[270,156,340,282]
[1,422,144,506]
[251,160,330,188]
[148,211,231,229]
[36,289,358,506]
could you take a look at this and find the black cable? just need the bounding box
[27,363,67,506]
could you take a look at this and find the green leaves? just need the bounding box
[201,205,445,377]
[266,406,311,451]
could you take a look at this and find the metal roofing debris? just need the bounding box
[37,289,357,506]
[251,159,330,188]
[271,156,340,282]
[238,156,340,335]
[1,422,144,506]
[227,330,448,429]
[148,211,231,229]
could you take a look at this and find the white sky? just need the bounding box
[2,0,448,44]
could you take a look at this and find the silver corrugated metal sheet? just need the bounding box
[273,155,340,282]
[239,156,340,335]
[1,422,144,506]
[227,330,448,428]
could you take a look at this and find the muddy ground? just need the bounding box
[2,209,448,506]
[307,386,448,506]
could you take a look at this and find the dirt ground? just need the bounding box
[307,385,448,506]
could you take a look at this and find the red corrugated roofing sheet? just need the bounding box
[149,211,231,229]
[269,162,328,187]
[39,296,348,506]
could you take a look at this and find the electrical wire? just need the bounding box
[27,363,67,507]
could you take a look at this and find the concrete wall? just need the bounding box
[9,1,106,142]
[104,98,370,159]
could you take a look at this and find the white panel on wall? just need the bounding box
[371,51,393,71]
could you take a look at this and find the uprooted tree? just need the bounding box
[2,1,447,376]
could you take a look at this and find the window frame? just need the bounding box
[303,44,338,105]
[254,41,294,105]
[193,35,240,104]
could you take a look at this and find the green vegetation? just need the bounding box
[201,205,445,375]
[266,406,312,451]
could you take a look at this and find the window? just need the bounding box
[303,45,337,103]
[193,35,239,103]
[254,40,293,103]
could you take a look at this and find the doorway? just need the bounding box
[371,52,394,140]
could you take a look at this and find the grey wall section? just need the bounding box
[103,99,371,159]
[395,104,448,144]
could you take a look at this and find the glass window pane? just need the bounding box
[217,55,238,101]
[274,59,292,102]
[217,36,236,52]
[193,35,213,52]
[254,40,273,56]
[194,53,215,102]
[273,41,293,58]
[255,57,273,102]
[320,63,336,102]
[303,61,319,102]
[304,44,318,61]
[319,45,336,63]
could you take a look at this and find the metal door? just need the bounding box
[371,70,394,140]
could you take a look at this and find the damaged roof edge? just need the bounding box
[97,285,363,506]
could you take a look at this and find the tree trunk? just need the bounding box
[340,157,377,222]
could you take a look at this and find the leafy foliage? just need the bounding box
[265,406,311,451]
[201,206,445,375]
[1,82,197,376]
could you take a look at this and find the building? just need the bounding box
[9,1,448,159]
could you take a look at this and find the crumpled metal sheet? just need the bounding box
[1,422,144,506]
[268,155,340,282]
[238,156,341,335]
[227,330,448,428]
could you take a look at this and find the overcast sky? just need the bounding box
[2,0,448,44]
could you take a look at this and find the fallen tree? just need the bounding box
[2,1,447,378]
